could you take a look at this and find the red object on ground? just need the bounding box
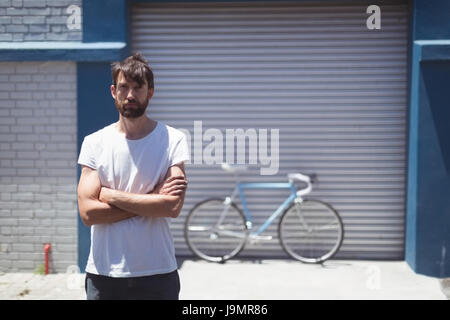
[44,243,51,275]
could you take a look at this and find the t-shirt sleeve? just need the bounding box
[169,132,190,167]
[77,137,96,170]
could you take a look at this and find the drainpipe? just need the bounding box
[44,243,51,275]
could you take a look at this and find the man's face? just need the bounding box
[112,72,153,118]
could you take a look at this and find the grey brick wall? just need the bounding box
[0,0,82,42]
[0,62,78,273]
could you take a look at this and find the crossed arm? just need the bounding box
[77,163,188,227]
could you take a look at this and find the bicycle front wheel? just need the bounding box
[184,198,248,263]
[279,200,344,263]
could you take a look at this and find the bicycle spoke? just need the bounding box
[309,223,340,232]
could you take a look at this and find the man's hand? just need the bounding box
[99,186,114,203]
[99,175,188,203]
[96,163,187,219]
[152,175,188,196]
[77,165,137,227]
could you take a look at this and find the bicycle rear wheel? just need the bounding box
[184,198,248,263]
[279,199,344,263]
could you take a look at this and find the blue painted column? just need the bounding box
[77,63,122,270]
[405,0,450,277]
[77,0,129,270]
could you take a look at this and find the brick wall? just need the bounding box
[0,62,78,273]
[0,0,82,42]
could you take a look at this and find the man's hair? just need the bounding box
[111,52,154,89]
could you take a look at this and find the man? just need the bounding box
[77,53,189,300]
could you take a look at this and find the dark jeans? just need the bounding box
[85,270,180,300]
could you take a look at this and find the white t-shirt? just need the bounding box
[77,121,189,277]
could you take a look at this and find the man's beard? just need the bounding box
[115,96,149,118]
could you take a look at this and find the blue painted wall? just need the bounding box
[76,0,131,270]
[83,0,129,43]
[413,1,450,41]
[406,0,450,277]
[76,62,123,270]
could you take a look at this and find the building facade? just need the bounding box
[0,0,448,277]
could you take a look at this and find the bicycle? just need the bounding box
[184,163,344,264]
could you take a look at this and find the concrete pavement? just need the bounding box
[0,259,447,300]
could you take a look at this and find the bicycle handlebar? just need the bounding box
[288,173,314,197]
[287,173,311,184]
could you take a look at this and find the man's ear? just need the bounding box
[111,84,117,100]
[148,87,154,99]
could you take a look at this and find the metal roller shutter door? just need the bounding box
[131,1,409,260]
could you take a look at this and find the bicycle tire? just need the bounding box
[184,198,248,263]
[279,199,344,263]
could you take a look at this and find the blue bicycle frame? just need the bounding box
[227,182,298,236]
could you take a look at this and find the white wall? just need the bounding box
[0,61,78,273]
